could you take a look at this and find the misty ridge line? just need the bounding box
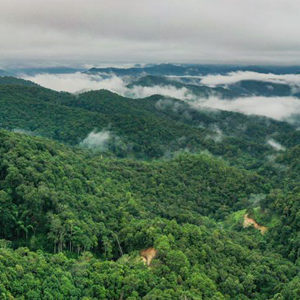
[199,71,300,87]
[22,72,194,99]
[23,70,300,92]
[22,71,300,123]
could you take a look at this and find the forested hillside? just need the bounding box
[0,77,299,299]
[0,130,299,299]
[0,78,299,166]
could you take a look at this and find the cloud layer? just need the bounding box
[200,71,300,87]
[23,72,194,99]
[1,0,300,66]
[24,72,300,123]
[192,96,300,122]
[24,72,127,94]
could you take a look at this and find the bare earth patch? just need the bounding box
[243,214,268,234]
[140,247,157,266]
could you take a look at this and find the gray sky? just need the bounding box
[1,0,300,67]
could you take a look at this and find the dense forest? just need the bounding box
[0,77,299,299]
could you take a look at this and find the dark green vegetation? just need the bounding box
[87,63,300,76]
[0,76,38,87]
[0,77,299,165]
[0,77,299,299]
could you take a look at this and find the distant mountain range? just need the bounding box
[0,75,299,164]
[87,63,300,76]
[128,75,300,98]
[2,63,300,77]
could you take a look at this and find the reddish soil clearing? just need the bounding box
[243,214,268,234]
[140,247,157,266]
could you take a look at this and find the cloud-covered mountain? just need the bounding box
[16,64,300,126]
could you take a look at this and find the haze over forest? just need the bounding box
[0,1,299,299]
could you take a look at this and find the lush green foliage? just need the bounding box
[0,78,299,299]
[0,80,298,168]
[0,130,299,299]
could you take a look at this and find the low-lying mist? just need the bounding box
[23,72,127,94]
[23,72,300,124]
[80,129,111,151]
[191,96,300,123]
[200,71,300,88]
[23,72,193,99]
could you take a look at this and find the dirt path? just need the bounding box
[243,214,268,234]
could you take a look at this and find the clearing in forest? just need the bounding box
[140,248,157,266]
[243,214,268,234]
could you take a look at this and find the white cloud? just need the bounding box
[80,130,111,150]
[200,71,300,87]
[190,96,300,121]
[23,72,194,99]
[127,85,193,100]
[267,139,285,151]
[155,98,182,112]
[23,72,300,123]
[23,72,127,93]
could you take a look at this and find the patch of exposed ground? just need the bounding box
[140,247,157,266]
[243,214,268,234]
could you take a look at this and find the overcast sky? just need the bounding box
[1,0,300,67]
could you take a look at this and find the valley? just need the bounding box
[0,65,299,299]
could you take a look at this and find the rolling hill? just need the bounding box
[0,75,299,299]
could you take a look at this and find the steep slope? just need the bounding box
[259,146,300,261]
[0,129,298,299]
[0,70,12,76]
[0,78,298,167]
[0,129,266,248]
[0,76,39,86]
